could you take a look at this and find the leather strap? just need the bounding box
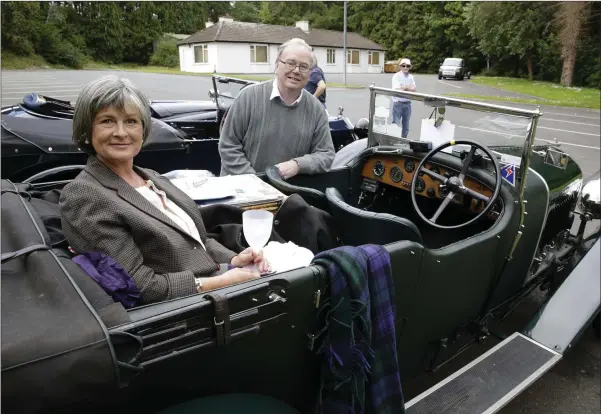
[203,293,231,346]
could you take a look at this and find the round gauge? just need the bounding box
[404,158,416,173]
[415,178,426,193]
[373,160,385,177]
[390,166,403,183]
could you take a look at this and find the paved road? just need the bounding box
[2,70,600,413]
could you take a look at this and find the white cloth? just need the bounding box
[135,180,206,250]
[391,72,416,103]
[270,79,302,106]
[261,241,314,273]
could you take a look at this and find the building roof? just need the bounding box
[177,21,385,51]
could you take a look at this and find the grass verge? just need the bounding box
[468,76,600,109]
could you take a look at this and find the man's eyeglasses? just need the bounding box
[279,59,311,73]
[400,64,411,68]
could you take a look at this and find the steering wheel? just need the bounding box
[410,140,502,229]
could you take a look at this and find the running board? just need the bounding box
[405,332,561,414]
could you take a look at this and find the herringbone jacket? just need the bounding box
[59,156,237,304]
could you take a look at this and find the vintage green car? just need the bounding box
[2,86,599,414]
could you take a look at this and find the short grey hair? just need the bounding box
[276,38,317,68]
[73,75,151,153]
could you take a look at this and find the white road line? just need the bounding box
[1,83,76,89]
[457,125,524,138]
[544,111,600,120]
[2,89,81,96]
[535,139,600,150]
[438,80,462,89]
[457,125,601,150]
[494,119,600,137]
[2,94,78,101]
[2,84,79,91]
[544,118,600,127]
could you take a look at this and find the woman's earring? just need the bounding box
[84,139,89,144]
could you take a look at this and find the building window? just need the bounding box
[368,51,380,65]
[327,49,336,64]
[250,44,268,63]
[194,44,208,64]
[347,49,359,65]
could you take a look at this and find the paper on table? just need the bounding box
[420,119,456,153]
[169,177,235,201]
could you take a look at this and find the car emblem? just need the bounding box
[501,163,516,186]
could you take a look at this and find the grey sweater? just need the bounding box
[218,80,335,176]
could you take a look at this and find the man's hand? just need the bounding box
[276,159,300,180]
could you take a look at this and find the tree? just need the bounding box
[464,2,553,80]
[556,1,589,87]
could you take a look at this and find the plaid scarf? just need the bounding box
[311,244,405,414]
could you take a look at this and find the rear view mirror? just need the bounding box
[208,89,216,99]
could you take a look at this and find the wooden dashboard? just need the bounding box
[361,156,495,214]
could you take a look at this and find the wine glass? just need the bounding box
[242,210,273,253]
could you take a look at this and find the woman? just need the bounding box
[59,75,268,305]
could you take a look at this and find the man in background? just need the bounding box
[391,58,417,138]
[218,38,334,179]
[304,61,327,109]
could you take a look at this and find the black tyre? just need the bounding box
[438,73,442,80]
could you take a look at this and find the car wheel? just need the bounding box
[438,73,442,80]
[468,73,472,80]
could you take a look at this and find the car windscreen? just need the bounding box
[369,90,535,166]
[443,58,462,66]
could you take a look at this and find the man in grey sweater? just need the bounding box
[218,38,335,179]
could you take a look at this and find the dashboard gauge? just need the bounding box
[390,166,403,183]
[404,158,416,173]
[421,164,441,177]
[415,178,426,193]
[373,160,385,177]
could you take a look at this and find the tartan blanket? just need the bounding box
[311,244,405,414]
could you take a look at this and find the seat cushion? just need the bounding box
[157,393,300,414]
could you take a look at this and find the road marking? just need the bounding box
[2,94,78,101]
[457,125,524,138]
[457,125,601,150]
[544,118,600,127]
[535,139,600,150]
[544,111,600,120]
[494,119,600,137]
[1,89,81,97]
[2,84,79,91]
[437,80,462,89]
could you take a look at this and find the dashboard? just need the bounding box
[361,155,498,216]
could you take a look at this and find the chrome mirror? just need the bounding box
[544,148,569,169]
[580,179,600,219]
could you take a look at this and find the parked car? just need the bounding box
[438,57,471,80]
[2,87,599,414]
[0,75,368,182]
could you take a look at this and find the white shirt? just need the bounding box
[391,72,416,103]
[135,180,206,251]
[270,79,302,106]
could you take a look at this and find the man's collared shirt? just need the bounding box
[270,79,302,106]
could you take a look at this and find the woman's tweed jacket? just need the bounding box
[59,156,237,304]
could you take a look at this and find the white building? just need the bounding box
[177,18,386,74]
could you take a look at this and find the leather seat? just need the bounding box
[265,166,330,212]
[325,187,423,246]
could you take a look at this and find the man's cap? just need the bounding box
[400,58,411,66]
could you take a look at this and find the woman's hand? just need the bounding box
[231,248,271,273]
[199,267,260,292]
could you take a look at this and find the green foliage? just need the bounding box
[0,1,598,88]
[149,38,179,68]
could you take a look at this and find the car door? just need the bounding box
[108,266,323,413]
